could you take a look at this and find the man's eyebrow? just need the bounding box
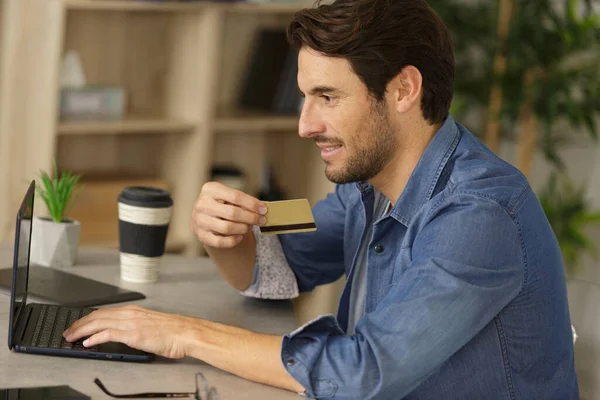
[304,86,342,96]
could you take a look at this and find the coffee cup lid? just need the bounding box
[118,186,173,208]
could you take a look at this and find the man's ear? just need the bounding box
[388,66,423,115]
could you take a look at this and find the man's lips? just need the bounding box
[316,141,343,149]
[317,143,342,150]
[316,143,343,159]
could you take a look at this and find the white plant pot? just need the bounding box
[30,216,80,268]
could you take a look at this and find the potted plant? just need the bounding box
[30,164,83,268]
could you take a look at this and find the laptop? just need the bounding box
[7,181,153,362]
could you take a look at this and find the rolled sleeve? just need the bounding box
[280,195,525,399]
[282,315,345,398]
[244,184,349,298]
[240,226,299,299]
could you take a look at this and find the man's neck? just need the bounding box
[370,120,442,206]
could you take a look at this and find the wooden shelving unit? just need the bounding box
[64,0,210,11]
[64,0,313,13]
[58,118,196,135]
[224,1,315,14]
[215,109,299,133]
[0,0,334,255]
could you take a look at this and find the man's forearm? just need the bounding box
[205,230,256,291]
[183,318,305,394]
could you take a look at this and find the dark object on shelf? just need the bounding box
[211,165,246,192]
[239,29,302,115]
[257,164,286,201]
[211,165,244,178]
[272,48,303,114]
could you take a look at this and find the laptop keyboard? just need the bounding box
[31,305,97,351]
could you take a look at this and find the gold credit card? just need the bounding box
[260,199,317,235]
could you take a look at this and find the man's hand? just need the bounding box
[192,182,267,291]
[192,182,267,249]
[62,305,306,394]
[62,305,194,359]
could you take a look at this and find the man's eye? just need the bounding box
[321,95,333,102]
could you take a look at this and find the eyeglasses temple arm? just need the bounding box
[94,378,196,398]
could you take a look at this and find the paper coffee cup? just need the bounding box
[118,187,173,283]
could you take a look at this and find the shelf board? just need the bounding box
[64,0,210,11]
[215,110,299,133]
[224,1,313,14]
[64,0,311,13]
[57,118,196,135]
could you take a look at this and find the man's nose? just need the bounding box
[298,101,325,139]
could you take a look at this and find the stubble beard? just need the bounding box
[325,100,398,184]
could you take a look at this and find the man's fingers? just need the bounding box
[65,307,189,359]
[83,328,133,348]
[64,310,98,333]
[194,213,250,236]
[64,318,134,343]
[193,182,267,249]
[202,182,267,215]
[64,306,148,338]
[195,229,243,249]
[206,199,265,226]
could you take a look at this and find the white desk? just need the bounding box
[0,245,300,399]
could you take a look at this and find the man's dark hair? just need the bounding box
[288,0,455,125]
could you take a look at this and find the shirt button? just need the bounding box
[375,245,384,254]
[286,359,296,367]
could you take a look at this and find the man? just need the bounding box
[63,0,579,398]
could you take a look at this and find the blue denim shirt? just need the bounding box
[275,115,578,399]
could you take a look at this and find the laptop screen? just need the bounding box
[9,181,34,343]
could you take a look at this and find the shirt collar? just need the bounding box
[356,114,461,226]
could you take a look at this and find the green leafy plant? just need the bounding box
[539,172,600,277]
[429,0,600,176]
[37,163,83,223]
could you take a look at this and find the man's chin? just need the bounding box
[324,165,353,185]
[324,161,380,184]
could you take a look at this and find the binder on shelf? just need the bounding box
[257,164,287,201]
[273,48,301,114]
[239,29,302,116]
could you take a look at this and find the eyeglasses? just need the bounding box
[94,372,219,399]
